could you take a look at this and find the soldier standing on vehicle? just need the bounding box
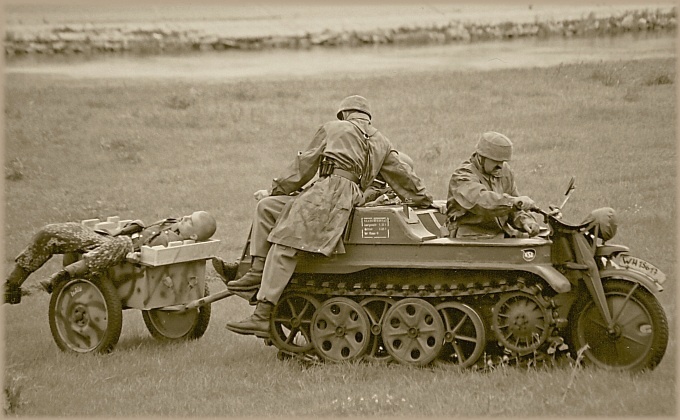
[446,131,540,239]
[3,211,217,304]
[224,95,442,338]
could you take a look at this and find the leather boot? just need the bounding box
[3,283,22,305]
[225,301,274,338]
[211,257,240,286]
[39,269,71,294]
[4,266,29,304]
[227,256,265,291]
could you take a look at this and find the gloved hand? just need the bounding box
[548,205,563,219]
[254,189,270,201]
[522,219,541,237]
[365,194,390,207]
[510,195,536,211]
[125,252,141,264]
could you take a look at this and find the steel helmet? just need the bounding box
[336,95,372,120]
[191,211,217,241]
[475,131,513,162]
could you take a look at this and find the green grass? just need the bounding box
[3,57,676,416]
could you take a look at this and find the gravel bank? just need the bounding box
[5,4,676,57]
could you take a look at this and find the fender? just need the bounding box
[595,244,630,257]
[524,265,571,293]
[599,267,663,293]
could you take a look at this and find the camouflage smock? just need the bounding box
[15,219,184,275]
[267,114,433,256]
[446,153,536,238]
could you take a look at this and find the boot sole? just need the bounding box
[225,324,270,339]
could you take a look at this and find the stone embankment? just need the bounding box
[5,7,676,56]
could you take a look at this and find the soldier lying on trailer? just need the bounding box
[3,211,217,305]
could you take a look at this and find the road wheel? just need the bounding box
[360,297,395,363]
[436,302,486,368]
[570,279,668,371]
[311,297,371,362]
[48,276,122,354]
[271,293,320,354]
[142,284,211,341]
[382,298,444,366]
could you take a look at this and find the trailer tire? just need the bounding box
[49,276,123,354]
[142,284,211,341]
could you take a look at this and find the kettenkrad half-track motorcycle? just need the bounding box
[227,177,668,371]
[34,178,669,372]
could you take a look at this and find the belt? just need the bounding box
[331,168,360,184]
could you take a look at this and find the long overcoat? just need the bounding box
[267,114,433,256]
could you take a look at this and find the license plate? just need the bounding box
[615,255,666,284]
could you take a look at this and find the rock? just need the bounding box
[621,15,635,30]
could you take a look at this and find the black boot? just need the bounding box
[3,283,22,305]
[4,266,29,305]
[211,257,240,286]
[227,256,265,291]
[225,301,274,338]
[39,269,71,294]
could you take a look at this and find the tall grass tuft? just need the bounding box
[590,62,627,86]
[3,374,24,415]
[5,157,24,181]
[645,73,674,85]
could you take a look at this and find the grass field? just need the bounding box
[3,57,677,416]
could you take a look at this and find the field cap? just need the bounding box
[475,131,513,161]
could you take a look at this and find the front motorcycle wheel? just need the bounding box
[570,279,668,371]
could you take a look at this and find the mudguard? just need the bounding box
[599,267,663,293]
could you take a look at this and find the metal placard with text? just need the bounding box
[361,216,390,239]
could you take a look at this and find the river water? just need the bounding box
[4,32,675,81]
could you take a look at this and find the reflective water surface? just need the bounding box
[5,32,675,81]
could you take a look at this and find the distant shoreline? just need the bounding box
[5,4,676,57]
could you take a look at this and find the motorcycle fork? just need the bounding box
[572,233,613,326]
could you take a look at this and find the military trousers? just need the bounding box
[249,195,295,258]
[14,222,132,279]
[256,243,298,305]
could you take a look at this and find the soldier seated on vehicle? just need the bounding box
[211,151,419,287]
[446,131,541,239]
[3,211,217,304]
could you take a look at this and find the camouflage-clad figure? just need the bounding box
[225,95,442,338]
[446,131,539,239]
[3,211,217,304]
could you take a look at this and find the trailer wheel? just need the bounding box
[48,276,122,354]
[142,284,211,341]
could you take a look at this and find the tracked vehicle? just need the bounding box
[37,181,669,372]
[229,184,668,371]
